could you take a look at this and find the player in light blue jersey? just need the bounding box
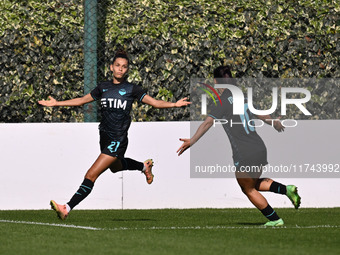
[39,50,190,220]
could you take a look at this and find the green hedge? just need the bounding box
[1,0,339,122]
[0,0,84,122]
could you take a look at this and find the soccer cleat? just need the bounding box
[50,200,68,220]
[264,218,284,227]
[143,159,154,184]
[286,185,301,209]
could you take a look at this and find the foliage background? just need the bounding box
[0,0,339,122]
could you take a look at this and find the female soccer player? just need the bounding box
[39,50,190,220]
[177,66,301,227]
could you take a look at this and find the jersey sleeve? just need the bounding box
[90,84,102,100]
[132,84,147,102]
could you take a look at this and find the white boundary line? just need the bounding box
[0,220,102,231]
[108,225,340,231]
[1,219,339,231]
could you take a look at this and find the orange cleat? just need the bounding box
[143,159,154,184]
[50,200,68,220]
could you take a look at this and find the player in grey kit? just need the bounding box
[39,50,190,220]
[177,66,301,227]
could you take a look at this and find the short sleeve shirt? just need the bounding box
[91,80,146,137]
[208,89,268,167]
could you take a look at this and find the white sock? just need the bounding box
[66,204,71,213]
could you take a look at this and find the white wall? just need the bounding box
[0,121,339,210]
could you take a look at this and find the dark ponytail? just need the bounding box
[213,65,235,84]
[213,66,232,79]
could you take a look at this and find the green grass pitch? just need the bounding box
[1,208,339,255]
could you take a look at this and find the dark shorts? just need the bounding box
[235,164,264,179]
[99,131,128,159]
[234,150,268,179]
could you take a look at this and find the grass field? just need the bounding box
[1,208,339,255]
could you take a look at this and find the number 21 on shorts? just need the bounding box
[107,141,120,153]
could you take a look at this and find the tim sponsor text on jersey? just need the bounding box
[100,98,127,110]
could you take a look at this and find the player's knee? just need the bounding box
[84,172,97,182]
[240,186,255,195]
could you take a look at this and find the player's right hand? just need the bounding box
[38,96,57,107]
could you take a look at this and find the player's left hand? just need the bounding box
[175,97,191,107]
[177,138,191,156]
[273,116,285,132]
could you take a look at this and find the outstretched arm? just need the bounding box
[141,95,191,109]
[256,114,285,132]
[38,93,94,107]
[177,116,214,156]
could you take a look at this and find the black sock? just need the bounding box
[67,178,94,210]
[269,181,287,195]
[122,158,144,171]
[261,204,280,221]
